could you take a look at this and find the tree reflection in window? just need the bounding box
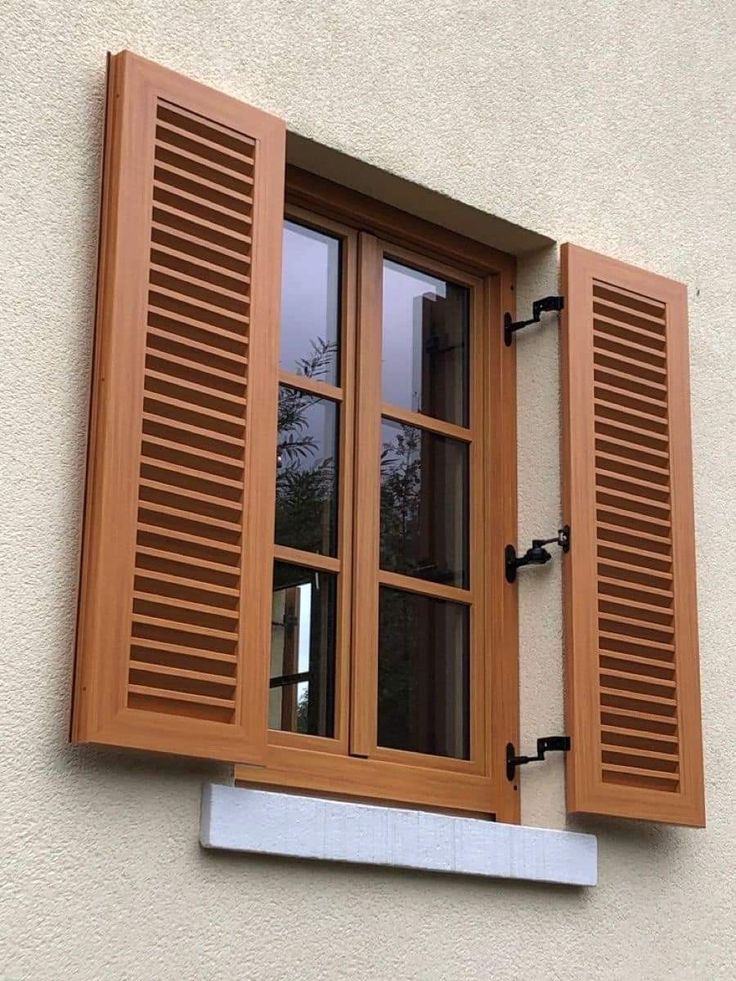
[380,420,468,589]
[275,339,339,556]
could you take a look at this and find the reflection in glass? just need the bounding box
[280,220,341,385]
[269,562,336,737]
[380,418,468,588]
[382,259,469,426]
[275,385,339,556]
[378,587,469,759]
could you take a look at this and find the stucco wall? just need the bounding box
[2,1,735,978]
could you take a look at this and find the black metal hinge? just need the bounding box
[506,736,571,780]
[505,525,570,584]
[504,295,565,346]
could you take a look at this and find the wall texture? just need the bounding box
[2,1,734,978]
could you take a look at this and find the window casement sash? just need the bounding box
[350,233,486,777]
[267,204,358,759]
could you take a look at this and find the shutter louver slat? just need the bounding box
[72,51,284,761]
[562,244,705,826]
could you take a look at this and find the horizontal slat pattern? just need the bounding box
[127,99,253,723]
[592,280,680,792]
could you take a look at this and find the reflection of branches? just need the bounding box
[295,337,336,381]
[379,427,456,757]
[278,338,337,466]
[278,386,319,463]
[378,429,423,752]
[380,425,422,574]
[275,337,337,553]
[296,687,309,731]
[278,458,335,514]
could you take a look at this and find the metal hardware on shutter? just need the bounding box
[505,525,570,583]
[504,295,565,346]
[506,737,571,781]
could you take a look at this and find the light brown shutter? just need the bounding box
[72,52,284,761]
[561,244,705,826]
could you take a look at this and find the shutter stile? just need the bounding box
[72,53,284,761]
[562,245,704,826]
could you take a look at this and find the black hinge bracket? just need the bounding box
[504,295,565,347]
[505,525,570,584]
[506,736,571,781]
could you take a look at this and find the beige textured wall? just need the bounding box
[2,2,735,978]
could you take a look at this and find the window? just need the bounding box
[233,174,519,819]
[74,52,703,830]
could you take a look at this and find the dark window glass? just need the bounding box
[280,220,340,385]
[269,562,336,738]
[381,259,469,426]
[380,418,468,588]
[275,385,338,556]
[377,588,469,759]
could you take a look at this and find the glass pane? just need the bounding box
[381,259,469,426]
[269,562,336,738]
[280,220,340,385]
[380,418,468,588]
[378,588,469,759]
[275,385,338,556]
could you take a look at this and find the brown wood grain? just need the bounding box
[561,243,704,826]
[72,50,285,762]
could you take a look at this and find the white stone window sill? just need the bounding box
[200,784,597,886]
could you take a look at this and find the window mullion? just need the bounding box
[349,232,384,758]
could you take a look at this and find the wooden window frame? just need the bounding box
[238,167,520,822]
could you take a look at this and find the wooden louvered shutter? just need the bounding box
[72,52,284,761]
[561,244,705,826]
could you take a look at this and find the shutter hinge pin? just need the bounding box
[506,736,571,781]
[504,295,565,346]
[505,525,570,584]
